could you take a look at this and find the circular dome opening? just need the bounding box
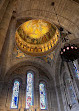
[15,19,60,56]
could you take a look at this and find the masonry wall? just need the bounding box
[0,0,79,111]
[0,66,58,111]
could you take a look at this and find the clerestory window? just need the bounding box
[11,80,20,109]
[26,71,34,109]
[39,83,47,110]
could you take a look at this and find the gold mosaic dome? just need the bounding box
[15,19,60,56]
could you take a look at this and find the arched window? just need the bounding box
[39,83,47,109]
[26,71,34,109]
[63,74,77,107]
[73,60,79,79]
[11,80,20,109]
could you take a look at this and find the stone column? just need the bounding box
[54,76,61,111]
[64,62,79,110]
[0,0,6,10]
[35,87,39,110]
[49,88,55,111]
[0,0,10,23]
[4,83,12,111]
[0,0,16,54]
[68,62,79,101]
[47,87,51,111]
[48,88,51,110]
[0,16,17,78]
[19,85,26,111]
[64,62,70,75]
[5,17,17,69]
[34,69,39,110]
[0,82,9,111]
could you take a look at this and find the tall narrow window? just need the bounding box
[66,79,77,105]
[26,72,34,109]
[11,81,20,109]
[73,60,79,79]
[64,74,77,107]
[39,83,47,109]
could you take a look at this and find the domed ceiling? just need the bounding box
[15,19,60,56]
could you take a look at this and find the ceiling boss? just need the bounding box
[15,19,60,56]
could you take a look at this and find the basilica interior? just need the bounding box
[0,0,79,111]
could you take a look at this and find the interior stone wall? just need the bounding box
[0,0,79,111]
[55,57,79,111]
[0,65,58,111]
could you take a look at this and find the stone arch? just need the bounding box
[5,58,54,83]
[4,60,54,111]
[16,9,79,37]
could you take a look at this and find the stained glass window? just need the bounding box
[11,81,20,109]
[73,61,79,79]
[26,72,34,109]
[64,74,77,106]
[67,79,77,105]
[39,83,47,109]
